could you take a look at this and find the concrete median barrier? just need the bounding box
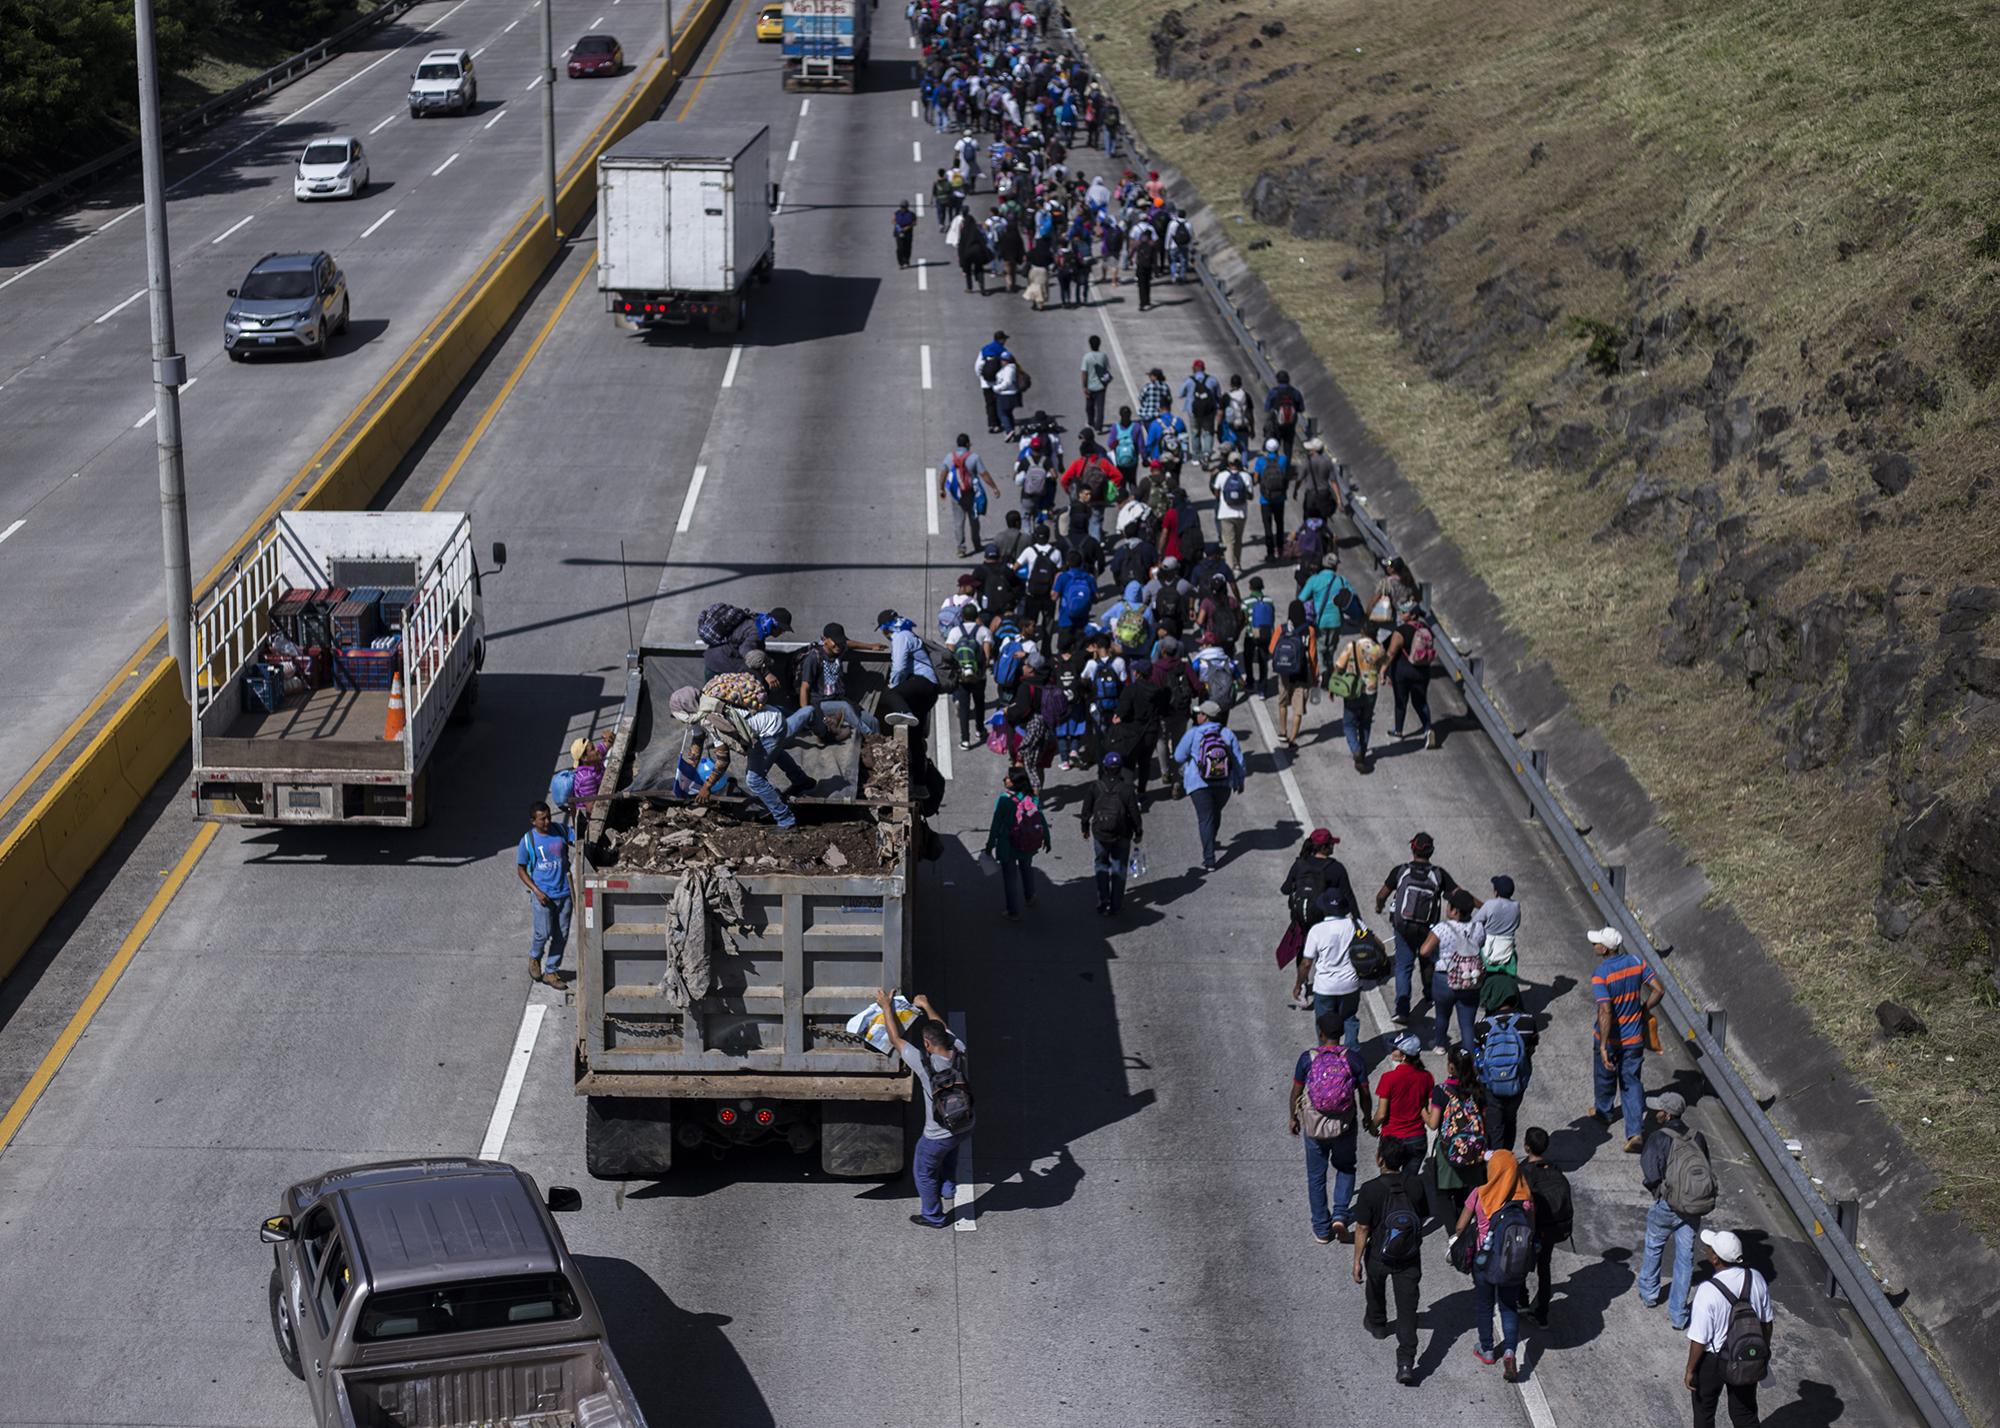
[0,0,736,982]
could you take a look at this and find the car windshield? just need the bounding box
[301,143,350,166]
[356,1274,582,1343]
[238,269,317,301]
[576,36,615,52]
[416,62,461,80]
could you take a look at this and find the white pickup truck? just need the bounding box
[190,510,496,827]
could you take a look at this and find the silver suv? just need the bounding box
[408,47,477,116]
[223,251,349,360]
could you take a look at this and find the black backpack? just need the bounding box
[1191,383,1218,422]
[980,354,1003,383]
[1027,549,1058,596]
[1272,628,1306,677]
[1111,539,1151,588]
[928,1048,975,1134]
[1376,1174,1423,1265]
[1391,864,1444,931]
[1089,784,1135,840]
[1717,1272,1772,1387]
[1207,599,1241,649]
[1154,582,1188,630]
[1483,1201,1536,1285]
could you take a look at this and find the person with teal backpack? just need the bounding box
[982,766,1049,918]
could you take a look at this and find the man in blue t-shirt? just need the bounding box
[516,801,574,988]
[1290,1010,1374,1245]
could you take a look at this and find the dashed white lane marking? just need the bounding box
[485,107,507,129]
[590,13,605,26]
[526,73,543,89]
[369,113,397,134]
[787,138,800,163]
[799,98,810,115]
[478,1002,547,1160]
[912,139,922,162]
[1517,1375,1558,1428]
[907,33,915,47]
[505,17,519,31]
[360,208,398,238]
[922,466,938,536]
[910,99,918,118]
[919,343,932,390]
[432,152,460,177]
[918,261,927,292]
[914,193,924,216]
[209,215,253,245]
[0,206,138,294]
[0,520,25,546]
[949,1011,976,1230]
[472,45,487,57]
[94,289,145,325]
[934,702,954,780]
[720,344,742,388]
[675,462,709,533]
[132,375,197,427]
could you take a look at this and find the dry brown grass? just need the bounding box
[1071,0,2000,1234]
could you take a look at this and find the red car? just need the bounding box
[567,34,623,78]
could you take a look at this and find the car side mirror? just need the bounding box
[260,1215,295,1243]
[226,288,238,298]
[490,541,507,569]
[545,1185,581,1213]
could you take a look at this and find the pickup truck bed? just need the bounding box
[338,1341,639,1428]
[206,688,403,771]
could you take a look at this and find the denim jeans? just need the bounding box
[1430,971,1476,1049]
[1639,1197,1700,1328]
[1000,856,1037,914]
[1391,925,1422,1016]
[1303,1129,1357,1238]
[1188,782,1231,865]
[1091,836,1131,910]
[995,391,1020,433]
[809,699,879,736]
[744,730,810,827]
[1342,693,1376,758]
[1474,1269,1522,1355]
[1189,423,1215,466]
[913,1132,963,1224]
[1311,991,1362,1052]
[1169,248,1189,282]
[529,894,572,974]
[1594,1042,1647,1138]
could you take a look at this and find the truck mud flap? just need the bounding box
[585,1096,676,1179]
[820,1098,905,1177]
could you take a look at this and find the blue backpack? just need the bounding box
[995,641,1025,694]
[1113,424,1137,469]
[1058,574,1094,623]
[1476,1013,1530,1098]
[1094,666,1122,713]
[547,768,576,810]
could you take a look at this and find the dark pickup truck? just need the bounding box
[260,1158,646,1427]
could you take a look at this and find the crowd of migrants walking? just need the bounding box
[515,4,1779,1417]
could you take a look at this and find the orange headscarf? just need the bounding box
[1477,1149,1532,1222]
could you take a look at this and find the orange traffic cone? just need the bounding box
[382,673,407,741]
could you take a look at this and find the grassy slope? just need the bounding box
[1071,0,2000,1234]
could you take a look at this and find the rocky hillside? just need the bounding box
[1074,0,2000,1233]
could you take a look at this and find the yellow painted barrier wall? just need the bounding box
[0,0,735,982]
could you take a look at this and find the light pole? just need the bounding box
[540,0,559,239]
[664,0,677,79]
[134,0,194,700]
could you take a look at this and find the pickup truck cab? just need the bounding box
[260,1158,645,1427]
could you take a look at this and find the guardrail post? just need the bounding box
[1705,1007,1728,1049]
[1525,749,1548,819]
[1606,864,1626,899]
[1468,655,1484,686]
[1828,1200,1860,1299]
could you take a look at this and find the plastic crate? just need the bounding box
[378,587,415,631]
[331,598,380,648]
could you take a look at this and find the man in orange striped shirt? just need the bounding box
[1588,927,1663,1150]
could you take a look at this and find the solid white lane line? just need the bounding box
[720,344,743,388]
[369,113,397,134]
[93,289,145,325]
[912,140,922,162]
[360,207,398,238]
[432,152,460,176]
[478,1002,548,1160]
[675,462,709,533]
[949,1011,976,1230]
[918,262,927,292]
[934,702,954,780]
[1248,695,1310,828]
[0,205,139,294]
[1516,1375,1559,1428]
[919,343,932,390]
[0,520,24,546]
[787,138,800,163]
[923,467,938,536]
[485,107,507,129]
[1096,305,1140,397]
[209,215,253,245]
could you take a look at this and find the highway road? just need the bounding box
[0,0,677,806]
[0,3,1924,1424]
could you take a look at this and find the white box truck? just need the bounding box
[597,121,776,336]
[190,511,498,828]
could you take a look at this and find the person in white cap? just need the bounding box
[1171,699,1244,870]
[1684,1228,1772,1426]
[1587,925,1663,1151]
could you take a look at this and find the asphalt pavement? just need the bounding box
[0,4,1924,1425]
[0,0,674,802]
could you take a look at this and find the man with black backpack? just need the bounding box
[1180,359,1222,467]
[1375,833,1459,1024]
[1684,1228,1773,1427]
[1172,699,1245,869]
[1148,634,1198,796]
[1639,1090,1717,1332]
[1252,439,1290,557]
[874,987,974,1229]
[1350,1137,1435,1386]
[1014,523,1063,634]
[1210,452,1252,574]
[1264,368,1305,459]
[1521,1126,1574,1326]
[1076,748,1143,914]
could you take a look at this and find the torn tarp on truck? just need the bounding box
[659,865,748,1007]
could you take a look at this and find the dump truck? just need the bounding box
[260,1158,646,1427]
[571,644,919,1179]
[191,510,496,827]
[597,121,776,336]
[781,0,870,92]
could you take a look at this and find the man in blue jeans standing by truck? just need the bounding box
[876,987,973,1228]
[516,801,573,989]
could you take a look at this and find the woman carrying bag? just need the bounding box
[1277,829,1354,1004]
[1452,1149,1536,1382]
[1325,629,1386,773]
[982,765,1050,919]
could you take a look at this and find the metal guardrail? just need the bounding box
[1179,192,1974,1428]
[0,0,422,227]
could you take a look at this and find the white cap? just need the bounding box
[1587,926,1624,949]
[1264,437,1279,453]
[1700,1228,1745,1264]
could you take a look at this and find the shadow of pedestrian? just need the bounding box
[1412,1279,1480,1381]
[572,1255,773,1427]
[1540,1245,1637,1350]
[968,1146,1084,1216]
[1764,1379,1845,1425]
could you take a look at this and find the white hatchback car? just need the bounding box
[293,137,369,200]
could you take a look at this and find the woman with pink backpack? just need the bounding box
[1384,597,1441,750]
[981,766,1050,919]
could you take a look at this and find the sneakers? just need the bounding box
[1396,1364,1418,1387]
[1313,1229,1334,1245]
[908,1214,950,1230]
[1424,729,1440,750]
[1473,1345,1500,1367]
[1502,1353,1518,1382]
[884,711,919,727]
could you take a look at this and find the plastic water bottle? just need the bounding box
[1128,845,1148,881]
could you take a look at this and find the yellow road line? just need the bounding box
[676,0,748,118]
[423,254,599,512]
[0,823,218,1156]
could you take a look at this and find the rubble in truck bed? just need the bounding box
[596,804,900,873]
[856,733,909,801]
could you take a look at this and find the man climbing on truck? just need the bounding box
[875,987,974,1229]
